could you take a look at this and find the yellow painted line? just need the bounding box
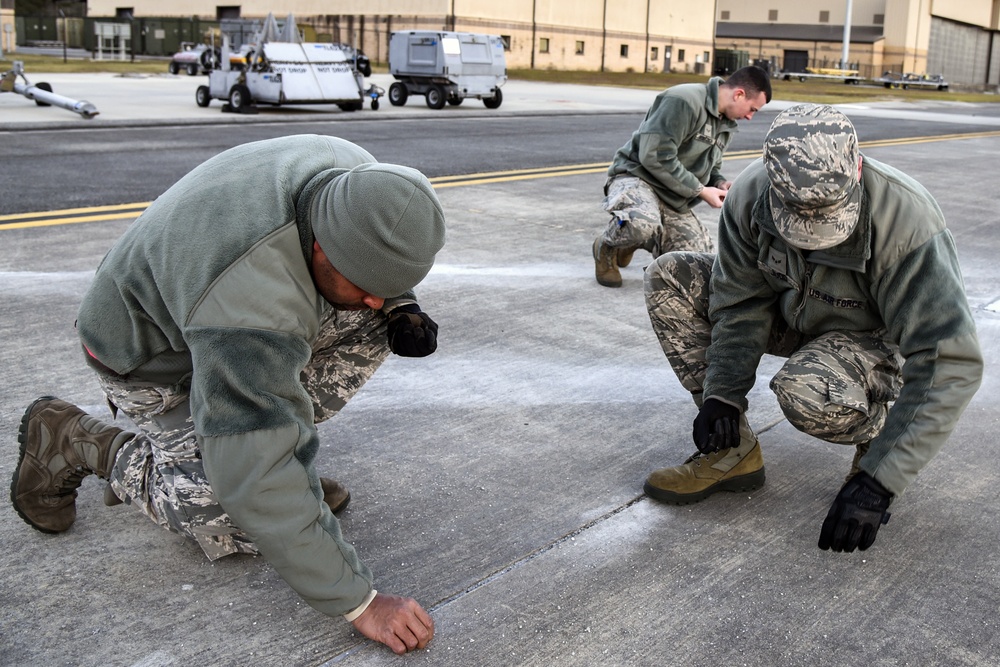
[0,211,145,230]
[4,130,999,230]
[0,201,153,222]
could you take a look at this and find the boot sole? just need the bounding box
[644,467,766,506]
[9,396,64,534]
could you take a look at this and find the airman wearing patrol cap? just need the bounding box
[642,104,982,553]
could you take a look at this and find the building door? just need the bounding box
[783,49,809,73]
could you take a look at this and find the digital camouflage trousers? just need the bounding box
[644,252,902,445]
[100,307,390,561]
[599,175,713,255]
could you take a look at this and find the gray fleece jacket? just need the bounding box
[608,77,736,212]
[77,135,410,617]
[706,157,982,496]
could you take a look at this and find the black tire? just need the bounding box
[883,82,892,89]
[337,101,363,112]
[371,98,380,111]
[483,87,503,109]
[229,84,251,112]
[186,63,199,76]
[798,76,806,82]
[168,61,179,75]
[200,48,220,70]
[447,96,463,106]
[426,84,446,110]
[357,55,372,78]
[34,81,53,106]
[388,82,408,106]
[195,85,212,108]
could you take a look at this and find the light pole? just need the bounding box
[841,0,853,69]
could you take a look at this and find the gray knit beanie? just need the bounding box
[310,163,446,298]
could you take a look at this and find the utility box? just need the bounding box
[713,49,750,76]
[387,31,507,110]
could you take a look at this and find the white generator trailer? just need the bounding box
[196,14,381,113]
[388,31,507,109]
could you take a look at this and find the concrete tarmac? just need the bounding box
[2,71,1000,667]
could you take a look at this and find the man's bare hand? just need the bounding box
[698,186,728,208]
[351,592,434,655]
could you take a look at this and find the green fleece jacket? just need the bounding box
[706,157,982,497]
[77,135,411,617]
[607,77,737,212]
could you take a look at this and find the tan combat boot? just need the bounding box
[616,245,638,268]
[644,416,765,505]
[593,237,622,287]
[10,396,134,534]
[321,477,351,514]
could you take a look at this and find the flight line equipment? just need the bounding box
[195,13,381,113]
[0,61,99,119]
[387,31,507,109]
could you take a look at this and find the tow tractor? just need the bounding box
[195,13,382,113]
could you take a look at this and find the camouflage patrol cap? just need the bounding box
[764,104,861,250]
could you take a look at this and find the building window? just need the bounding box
[721,10,730,20]
[620,44,629,57]
[651,46,659,60]
[703,51,710,63]
[500,35,511,51]
[539,37,549,53]
[768,9,778,21]
[677,48,685,63]
[873,14,884,25]
[115,7,134,18]
[576,40,585,55]
[819,10,829,23]
[216,6,241,20]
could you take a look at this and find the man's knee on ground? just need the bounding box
[770,367,871,439]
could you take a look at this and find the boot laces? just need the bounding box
[54,464,93,496]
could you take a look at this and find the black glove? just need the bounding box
[818,471,892,553]
[387,304,438,357]
[692,398,741,454]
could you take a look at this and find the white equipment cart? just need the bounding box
[388,31,507,109]
[196,14,381,113]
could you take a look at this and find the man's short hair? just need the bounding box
[724,66,772,103]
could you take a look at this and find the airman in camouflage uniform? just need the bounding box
[643,105,982,553]
[10,135,443,655]
[593,66,772,287]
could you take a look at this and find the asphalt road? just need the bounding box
[4,98,1000,215]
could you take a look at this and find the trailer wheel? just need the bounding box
[447,96,463,106]
[195,85,212,107]
[229,84,252,112]
[201,48,220,71]
[168,61,179,75]
[483,87,503,109]
[34,82,53,106]
[426,85,446,110]
[798,76,806,82]
[186,63,199,76]
[388,83,408,106]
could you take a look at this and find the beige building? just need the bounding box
[82,0,717,73]
[716,0,1000,86]
[1,0,14,56]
